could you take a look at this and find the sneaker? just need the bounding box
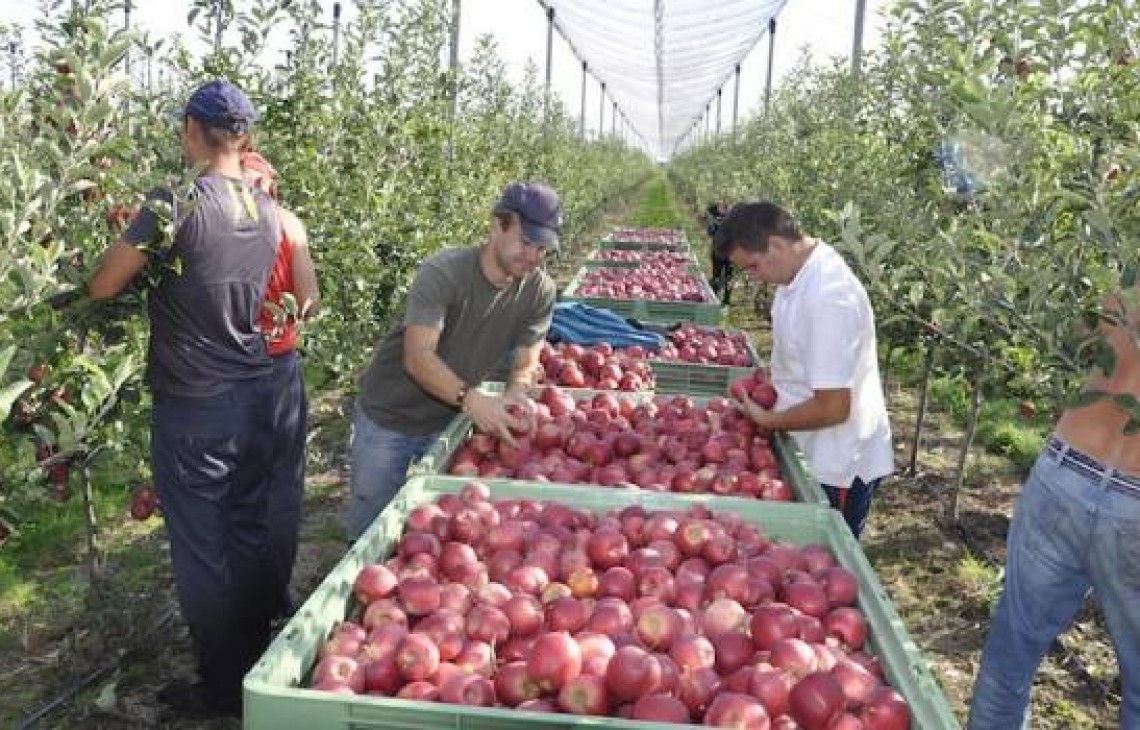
[158,679,241,720]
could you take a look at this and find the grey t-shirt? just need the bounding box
[359,247,555,436]
[124,174,278,397]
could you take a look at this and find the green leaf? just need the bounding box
[0,379,33,420]
[0,345,15,381]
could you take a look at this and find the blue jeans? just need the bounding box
[344,402,439,540]
[968,450,1140,729]
[821,477,881,538]
[151,376,277,711]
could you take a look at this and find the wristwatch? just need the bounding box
[455,382,470,408]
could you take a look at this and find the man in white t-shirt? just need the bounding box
[716,201,894,537]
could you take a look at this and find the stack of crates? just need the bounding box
[242,226,961,729]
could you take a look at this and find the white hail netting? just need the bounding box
[538,0,787,158]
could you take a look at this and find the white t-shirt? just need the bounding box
[769,242,894,487]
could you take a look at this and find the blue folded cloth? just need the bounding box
[548,302,667,350]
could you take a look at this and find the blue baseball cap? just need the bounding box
[496,182,563,250]
[183,80,258,134]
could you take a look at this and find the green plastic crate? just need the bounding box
[646,326,763,397]
[408,388,828,507]
[562,267,724,326]
[244,477,959,730]
[541,323,757,397]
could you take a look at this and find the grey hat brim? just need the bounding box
[520,219,560,250]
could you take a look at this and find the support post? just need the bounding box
[598,81,606,137]
[765,18,776,116]
[448,0,461,118]
[332,2,342,68]
[716,88,722,135]
[544,5,554,123]
[214,0,223,55]
[579,60,587,137]
[123,0,131,77]
[732,63,740,130]
[852,0,867,80]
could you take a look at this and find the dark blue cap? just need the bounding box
[183,80,258,134]
[497,182,563,250]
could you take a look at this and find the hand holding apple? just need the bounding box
[463,391,523,444]
[502,390,537,430]
[731,390,775,428]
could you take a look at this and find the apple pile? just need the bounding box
[591,250,693,267]
[449,388,793,501]
[538,342,655,391]
[310,484,912,728]
[652,325,755,368]
[575,266,710,303]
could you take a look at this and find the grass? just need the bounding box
[631,174,686,228]
[954,553,1002,608]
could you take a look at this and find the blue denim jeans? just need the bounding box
[968,449,1140,729]
[344,402,439,540]
[151,375,277,711]
[821,477,881,539]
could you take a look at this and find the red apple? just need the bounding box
[312,654,365,694]
[705,692,771,729]
[636,604,683,651]
[557,673,610,716]
[605,645,662,703]
[631,693,691,723]
[789,671,846,730]
[440,672,496,706]
[527,631,583,692]
[495,661,542,706]
[398,575,441,616]
[395,633,440,682]
[824,607,868,650]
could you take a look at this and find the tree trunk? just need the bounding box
[881,345,894,403]
[948,372,985,525]
[907,339,936,474]
[80,460,104,585]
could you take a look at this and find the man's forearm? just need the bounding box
[404,348,466,406]
[764,395,849,431]
[505,345,542,393]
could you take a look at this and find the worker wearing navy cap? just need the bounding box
[89,79,282,720]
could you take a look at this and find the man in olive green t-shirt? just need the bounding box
[344,182,561,538]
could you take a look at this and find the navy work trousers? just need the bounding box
[266,350,307,617]
[151,374,280,711]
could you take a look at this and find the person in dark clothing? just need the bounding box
[88,80,282,720]
[704,200,734,304]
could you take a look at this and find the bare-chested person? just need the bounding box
[968,296,1140,729]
